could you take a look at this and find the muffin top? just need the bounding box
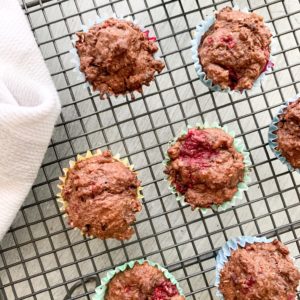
[164,128,245,209]
[76,18,164,98]
[198,6,272,91]
[61,150,141,240]
[276,98,300,169]
[105,262,185,300]
[219,239,300,300]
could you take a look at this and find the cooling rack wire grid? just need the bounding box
[1,0,300,299]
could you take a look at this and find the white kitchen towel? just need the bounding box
[0,0,61,240]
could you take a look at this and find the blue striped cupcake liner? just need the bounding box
[215,236,272,299]
[163,122,251,213]
[92,259,184,300]
[268,93,300,173]
[191,5,274,94]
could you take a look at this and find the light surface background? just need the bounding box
[1,0,300,299]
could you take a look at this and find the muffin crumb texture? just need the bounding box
[219,240,300,300]
[105,262,184,300]
[199,6,272,91]
[76,18,165,98]
[165,128,245,209]
[276,98,300,169]
[62,150,141,240]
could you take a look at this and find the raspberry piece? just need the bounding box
[206,36,214,45]
[143,29,157,41]
[240,276,256,295]
[288,294,295,300]
[151,281,179,300]
[220,35,236,48]
[245,276,256,288]
[174,129,219,194]
[124,286,131,293]
[179,129,218,165]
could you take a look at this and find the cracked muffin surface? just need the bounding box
[276,98,300,169]
[198,6,272,91]
[164,128,245,209]
[105,262,185,300]
[61,150,141,240]
[219,240,300,300]
[76,18,164,98]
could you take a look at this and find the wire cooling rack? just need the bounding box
[1,0,300,299]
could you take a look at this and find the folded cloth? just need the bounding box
[0,0,61,240]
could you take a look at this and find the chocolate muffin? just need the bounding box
[219,239,300,300]
[198,6,272,91]
[276,98,300,169]
[75,18,165,98]
[164,128,245,209]
[60,150,142,240]
[105,262,185,300]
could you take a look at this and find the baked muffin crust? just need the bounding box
[62,150,141,240]
[165,128,245,208]
[276,98,300,169]
[76,18,164,98]
[105,262,184,300]
[219,240,300,300]
[199,7,272,90]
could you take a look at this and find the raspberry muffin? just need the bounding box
[275,98,300,169]
[219,239,300,300]
[104,261,185,300]
[198,7,272,91]
[58,150,142,240]
[164,127,247,209]
[75,18,165,98]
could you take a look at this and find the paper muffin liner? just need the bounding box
[215,236,272,299]
[57,149,143,238]
[191,5,275,94]
[92,259,185,300]
[268,93,300,173]
[163,122,251,213]
[69,14,162,99]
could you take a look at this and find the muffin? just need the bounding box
[164,126,248,209]
[275,97,300,169]
[58,150,142,240]
[218,239,300,300]
[94,260,185,300]
[198,6,272,91]
[75,18,165,98]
